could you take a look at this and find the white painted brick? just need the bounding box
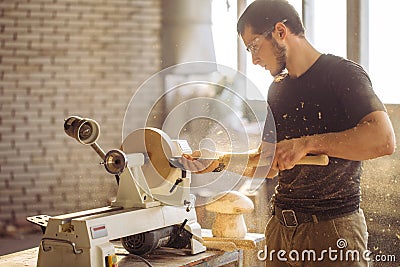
[26,202,52,212]
[41,19,68,27]
[0,0,162,225]
[4,10,29,18]
[55,11,80,20]
[1,56,27,64]
[15,33,41,42]
[0,2,16,9]
[41,3,70,11]
[10,195,38,204]
[29,10,53,18]
[1,164,27,174]
[0,204,26,214]
[0,18,17,26]
[14,3,42,11]
[0,195,11,204]
[0,188,24,197]
[28,56,52,64]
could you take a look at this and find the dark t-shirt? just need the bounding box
[264,54,385,215]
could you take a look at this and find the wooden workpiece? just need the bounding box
[205,191,255,239]
[201,228,265,251]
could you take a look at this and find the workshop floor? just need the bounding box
[0,232,42,256]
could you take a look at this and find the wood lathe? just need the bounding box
[26,116,206,267]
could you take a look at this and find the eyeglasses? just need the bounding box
[246,19,287,55]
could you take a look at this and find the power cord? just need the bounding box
[115,253,153,267]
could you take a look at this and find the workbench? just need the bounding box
[0,243,241,267]
[0,230,265,266]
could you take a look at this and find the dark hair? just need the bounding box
[237,0,304,37]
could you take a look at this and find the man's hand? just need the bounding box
[272,137,308,172]
[178,149,221,174]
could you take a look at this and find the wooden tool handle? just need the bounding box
[252,154,329,167]
[295,154,329,166]
[268,154,329,177]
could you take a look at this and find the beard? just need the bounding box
[270,36,287,77]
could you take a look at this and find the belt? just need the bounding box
[273,206,358,227]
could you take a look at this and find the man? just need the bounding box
[182,0,395,266]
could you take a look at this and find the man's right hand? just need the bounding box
[178,149,221,174]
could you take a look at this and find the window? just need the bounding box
[211,0,238,70]
[369,0,400,103]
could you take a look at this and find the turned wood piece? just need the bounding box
[205,191,254,239]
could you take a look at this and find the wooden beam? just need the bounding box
[237,0,247,73]
[347,0,369,70]
[302,0,316,44]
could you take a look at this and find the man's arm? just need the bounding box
[272,111,396,172]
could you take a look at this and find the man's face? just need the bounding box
[241,24,287,77]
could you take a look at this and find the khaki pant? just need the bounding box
[262,209,369,267]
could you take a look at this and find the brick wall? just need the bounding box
[0,0,162,230]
